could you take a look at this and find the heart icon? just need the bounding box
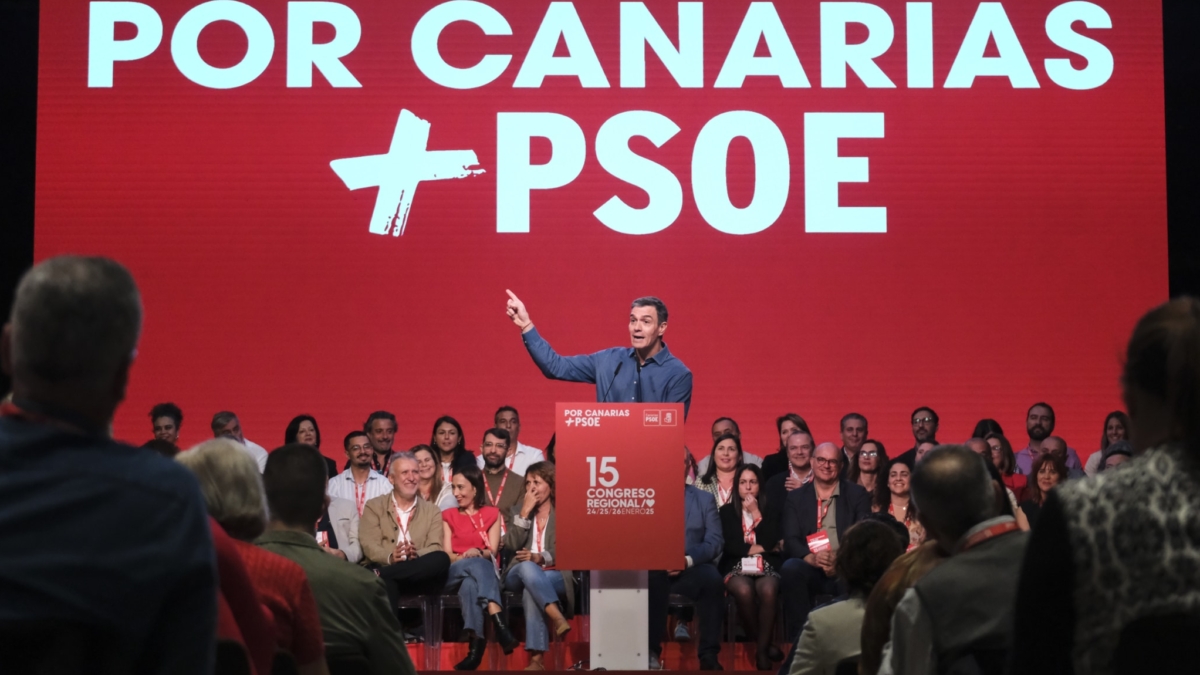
[645,499,655,508]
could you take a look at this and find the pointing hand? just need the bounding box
[506,289,533,333]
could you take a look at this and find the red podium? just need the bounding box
[555,403,686,669]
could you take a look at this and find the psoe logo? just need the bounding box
[643,409,678,426]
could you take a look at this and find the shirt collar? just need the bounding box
[952,515,1016,554]
[626,341,674,366]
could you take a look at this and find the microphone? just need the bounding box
[600,362,623,403]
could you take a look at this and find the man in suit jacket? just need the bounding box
[359,452,451,613]
[319,496,363,564]
[763,430,816,538]
[649,469,726,670]
[780,443,871,637]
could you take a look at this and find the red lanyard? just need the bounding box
[534,515,548,553]
[392,496,414,542]
[717,482,733,506]
[506,453,517,471]
[485,471,510,535]
[742,512,761,544]
[467,510,491,550]
[816,495,833,529]
[961,521,1020,552]
[354,480,367,516]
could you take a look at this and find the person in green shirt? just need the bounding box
[258,443,415,675]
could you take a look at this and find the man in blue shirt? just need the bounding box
[0,256,216,674]
[505,291,693,417]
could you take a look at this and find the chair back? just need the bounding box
[327,653,373,675]
[0,619,127,675]
[1114,612,1200,675]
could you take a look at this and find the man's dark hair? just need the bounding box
[211,411,237,434]
[262,444,328,528]
[631,296,668,324]
[911,407,939,424]
[482,427,511,447]
[494,406,519,421]
[363,410,397,433]
[911,445,996,543]
[453,465,488,509]
[343,430,368,451]
[141,439,179,458]
[284,414,321,448]
[711,417,740,435]
[149,402,183,427]
[860,512,911,549]
[1027,402,1055,421]
[835,520,906,597]
[840,412,868,431]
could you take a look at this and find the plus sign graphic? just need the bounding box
[330,109,484,236]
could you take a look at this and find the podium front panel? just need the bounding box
[555,402,686,570]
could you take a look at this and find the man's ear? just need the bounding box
[658,321,668,337]
[1,324,13,377]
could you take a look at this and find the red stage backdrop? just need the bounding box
[36,1,1165,463]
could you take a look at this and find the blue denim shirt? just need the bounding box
[521,327,693,417]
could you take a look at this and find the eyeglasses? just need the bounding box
[912,417,935,425]
[860,451,878,458]
[813,457,839,467]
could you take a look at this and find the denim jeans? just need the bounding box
[444,557,502,636]
[504,561,567,652]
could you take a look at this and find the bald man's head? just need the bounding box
[911,445,997,549]
[813,442,841,483]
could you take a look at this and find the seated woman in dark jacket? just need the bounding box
[718,464,782,670]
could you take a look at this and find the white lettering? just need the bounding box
[820,2,895,88]
[715,2,809,88]
[594,111,683,235]
[945,3,1039,88]
[619,2,703,88]
[88,2,163,88]
[412,1,512,89]
[692,111,790,235]
[1044,1,1113,90]
[906,3,933,88]
[514,2,609,88]
[496,112,586,233]
[804,112,886,233]
[286,2,361,87]
[171,0,275,89]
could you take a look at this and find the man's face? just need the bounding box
[911,410,937,443]
[390,458,420,499]
[1042,436,1067,461]
[153,416,179,444]
[841,418,866,453]
[368,418,396,454]
[629,305,665,351]
[346,434,373,467]
[812,444,841,482]
[711,419,737,442]
[1027,406,1054,442]
[495,410,520,446]
[786,432,814,470]
[215,418,244,443]
[915,441,937,463]
[480,433,509,470]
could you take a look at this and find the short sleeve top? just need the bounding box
[442,506,500,555]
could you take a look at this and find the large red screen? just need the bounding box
[36,0,1166,463]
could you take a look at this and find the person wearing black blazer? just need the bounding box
[719,465,784,670]
[779,443,872,638]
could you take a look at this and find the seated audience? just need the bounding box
[210,516,277,675]
[789,520,905,675]
[328,431,392,516]
[1084,410,1130,476]
[1016,453,1067,532]
[360,452,451,614]
[780,443,871,637]
[873,460,924,549]
[142,438,180,458]
[258,444,414,675]
[358,410,398,476]
[718,464,782,670]
[414,444,457,510]
[441,465,520,670]
[1098,439,1133,471]
[649,454,725,671]
[478,428,526,534]
[1042,435,1085,480]
[880,445,1028,675]
[212,410,269,472]
[483,406,545,476]
[177,439,327,675]
[970,418,1004,440]
[696,432,744,508]
[150,401,183,445]
[764,429,816,529]
[859,538,948,675]
[286,414,338,480]
[1012,297,1200,675]
[1015,402,1082,476]
[894,407,939,467]
[837,413,868,480]
[432,416,478,484]
[317,495,362,564]
[501,461,575,671]
[0,256,216,674]
[848,438,886,495]
[985,433,1026,500]
[761,413,811,481]
[696,417,763,473]
[914,441,937,464]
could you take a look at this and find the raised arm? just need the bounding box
[506,289,600,383]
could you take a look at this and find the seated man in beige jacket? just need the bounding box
[360,451,452,613]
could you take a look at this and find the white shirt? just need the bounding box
[240,438,268,472]
[696,451,763,475]
[327,468,392,507]
[475,441,545,477]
